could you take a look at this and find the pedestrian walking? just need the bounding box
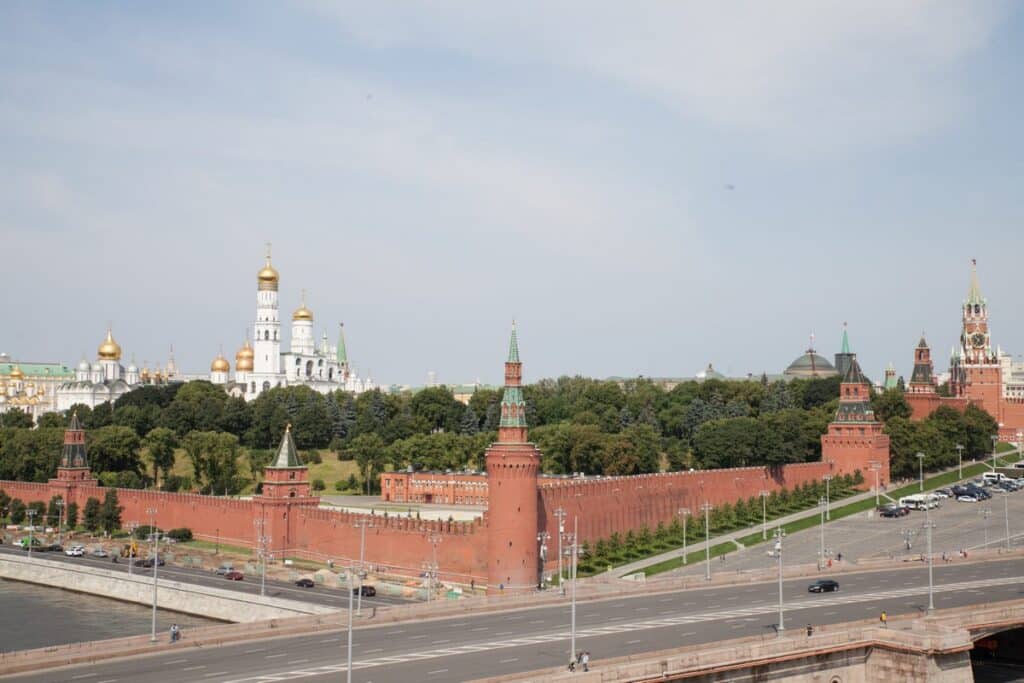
[880,611,887,627]
[582,651,590,672]
[470,579,475,592]
[806,624,814,637]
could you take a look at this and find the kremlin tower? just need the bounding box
[485,322,541,594]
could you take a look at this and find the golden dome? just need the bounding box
[97,328,122,361]
[292,290,313,322]
[257,244,279,291]
[9,366,24,380]
[211,353,230,373]
[235,340,254,372]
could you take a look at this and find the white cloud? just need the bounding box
[307,2,1009,151]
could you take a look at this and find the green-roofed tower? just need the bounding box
[834,323,856,380]
[336,323,349,370]
[498,321,527,442]
[259,424,314,500]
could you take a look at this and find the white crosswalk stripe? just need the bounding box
[219,574,1023,682]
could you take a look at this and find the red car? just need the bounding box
[224,570,244,581]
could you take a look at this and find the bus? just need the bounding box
[898,494,940,510]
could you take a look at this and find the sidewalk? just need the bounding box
[607,450,1021,580]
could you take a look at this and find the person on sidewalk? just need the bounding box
[582,651,590,672]
[880,611,887,627]
[806,624,814,637]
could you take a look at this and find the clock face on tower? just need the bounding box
[971,332,986,348]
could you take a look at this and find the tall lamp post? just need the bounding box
[26,509,36,558]
[774,527,786,633]
[537,531,550,589]
[701,502,713,581]
[817,497,827,570]
[759,491,769,540]
[823,475,832,520]
[869,461,881,506]
[991,435,999,472]
[55,499,64,548]
[554,507,567,594]
[955,444,964,480]
[354,519,375,614]
[426,533,442,602]
[1001,489,1011,551]
[916,452,926,492]
[345,565,356,683]
[677,508,690,565]
[146,507,159,643]
[981,508,992,548]
[566,516,579,667]
[253,518,268,597]
[923,500,935,614]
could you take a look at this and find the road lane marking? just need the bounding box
[244,649,265,654]
[433,639,451,644]
[364,648,384,654]
[203,673,229,678]
[428,669,449,675]
[471,627,489,631]
[318,638,340,643]
[287,660,309,665]
[165,659,188,664]
[265,654,286,658]
[626,639,644,644]
[183,665,206,671]
[71,675,96,680]
[500,658,519,663]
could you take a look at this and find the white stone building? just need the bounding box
[55,329,143,411]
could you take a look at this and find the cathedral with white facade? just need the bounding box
[213,247,375,400]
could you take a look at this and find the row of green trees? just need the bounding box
[577,472,862,573]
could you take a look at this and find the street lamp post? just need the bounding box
[55,499,64,548]
[146,507,159,643]
[823,476,832,521]
[1001,490,1011,551]
[345,566,355,683]
[426,533,442,602]
[870,461,881,506]
[955,444,964,480]
[254,518,268,597]
[701,502,713,581]
[554,507,567,594]
[991,435,999,471]
[916,452,926,492]
[923,502,935,614]
[537,531,550,590]
[818,497,827,570]
[354,519,375,614]
[759,491,769,540]
[981,508,991,547]
[26,509,36,558]
[677,508,690,565]
[564,516,579,667]
[774,527,786,633]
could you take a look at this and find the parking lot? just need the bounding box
[671,475,1024,577]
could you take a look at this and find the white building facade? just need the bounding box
[55,329,143,411]
[218,248,375,400]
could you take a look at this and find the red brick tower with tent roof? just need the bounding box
[485,322,541,594]
[821,354,891,486]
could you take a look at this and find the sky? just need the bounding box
[2,2,1024,387]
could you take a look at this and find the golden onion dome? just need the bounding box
[257,244,279,291]
[235,340,254,372]
[210,353,230,373]
[97,328,122,361]
[292,289,313,322]
[10,366,24,380]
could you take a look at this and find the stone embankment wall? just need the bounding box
[0,553,336,622]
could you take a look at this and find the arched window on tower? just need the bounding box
[306,360,313,377]
[264,330,270,341]
[262,381,271,392]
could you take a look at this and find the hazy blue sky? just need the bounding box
[3,2,1023,386]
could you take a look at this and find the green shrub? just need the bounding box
[167,528,193,542]
[312,478,326,492]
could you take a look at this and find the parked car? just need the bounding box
[352,585,376,597]
[90,547,109,558]
[966,486,991,500]
[65,545,85,557]
[958,495,979,503]
[295,578,315,588]
[808,579,840,593]
[933,489,952,499]
[224,570,244,581]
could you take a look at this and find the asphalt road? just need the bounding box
[672,482,1024,577]
[7,557,1023,683]
[0,545,411,611]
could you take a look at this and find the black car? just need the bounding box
[137,557,166,568]
[352,585,376,597]
[966,486,991,500]
[295,578,315,588]
[808,579,839,593]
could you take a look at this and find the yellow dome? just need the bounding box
[235,340,254,372]
[292,289,313,321]
[210,353,230,373]
[97,328,122,361]
[257,244,279,291]
[9,366,24,380]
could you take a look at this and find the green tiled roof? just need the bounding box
[336,323,348,365]
[966,259,985,305]
[269,426,303,468]
[0,362,74,378]
[507,321,520,363]
[840,325,850,355]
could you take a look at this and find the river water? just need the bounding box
[0,578,219,653]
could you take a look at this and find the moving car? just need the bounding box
[224,570,244,581]
[808,579,839,593]
[90,547,108,558]
[64,545,85,557]
[352,585,376,597]
[216,564,235,576]
[878,505,909,518]
[957,495,979,503]
[295,578,315,588]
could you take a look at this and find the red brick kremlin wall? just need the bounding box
[536,462,834,556]
[0,479,488,583]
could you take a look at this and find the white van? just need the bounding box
[982,472,1012,485]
